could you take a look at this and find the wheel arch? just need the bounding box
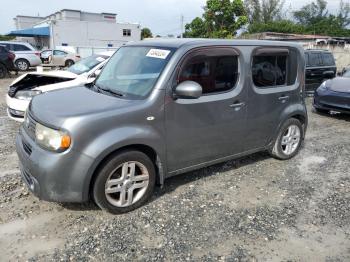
[85,143,165,201]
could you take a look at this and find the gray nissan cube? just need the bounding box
[16,39,308,214]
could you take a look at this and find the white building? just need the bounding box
[8,9,141,50]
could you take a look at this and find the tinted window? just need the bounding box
[13,44,31,51]
[179,54,238,94]
[322,53,335,66]
[0,46,6,53]
[252,55,287,87]
[308,53,321,66]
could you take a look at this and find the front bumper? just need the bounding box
[16,125,94,202]
[314,88,350,114]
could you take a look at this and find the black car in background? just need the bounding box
[305,49,337,94]
[0,45,16,78]
[314,70,350,114]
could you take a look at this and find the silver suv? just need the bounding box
[0,41,41,71]
[16,39,308,214]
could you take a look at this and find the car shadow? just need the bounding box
[313,110,350,122]
[152,151,271,201]
[59,151,271,212]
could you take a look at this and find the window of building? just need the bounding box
[252,54,287,87]
[13,44,31,51]
[178,51,239,94]
[123,29,131,36]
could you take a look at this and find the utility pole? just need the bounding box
[180,15,184,38]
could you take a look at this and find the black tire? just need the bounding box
[93,150,156,214]
[0,64,8,79]
[15,59,30,71]
[270,118,304,160]
[65,59,74,67]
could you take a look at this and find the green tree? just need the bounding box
[141,28,153,39]
[245,0,285,23]
[184,0,248,38]
[0,35,15,41]
[293,0,328,25]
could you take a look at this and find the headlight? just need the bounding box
[35,123,71,151]
[15,90,42,100]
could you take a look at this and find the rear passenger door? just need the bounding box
[245,47,300,150]
[165,47,247,172]
[52,50,68,66]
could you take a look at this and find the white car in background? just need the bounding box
[0,41,42,71]
[40,49,81,67]
[6,51,114,121]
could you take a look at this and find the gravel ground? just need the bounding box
[0,76,349,261]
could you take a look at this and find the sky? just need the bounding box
[0,0,344,35]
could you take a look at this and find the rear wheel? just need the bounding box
[93,150,156,214]
[270,118,303,160]
[0,64,8,79]
[15,59,30,71]
[65,59,74,67]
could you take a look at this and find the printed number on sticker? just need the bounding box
[146,49,171,59]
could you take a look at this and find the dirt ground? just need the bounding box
[0,75,349,261]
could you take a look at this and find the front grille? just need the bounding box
[25,112,37,140]
[8,86,17,97]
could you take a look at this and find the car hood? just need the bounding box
[11,70,77,86]
[327,77,350,93]
[29,86,139,127]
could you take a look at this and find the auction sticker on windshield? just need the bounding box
[146,49,171,59]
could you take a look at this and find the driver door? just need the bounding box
[165,47,247,172]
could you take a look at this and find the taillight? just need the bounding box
[34,52,40,57]
[8,52,15,60]
[76,55,81,59]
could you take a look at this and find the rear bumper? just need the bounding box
[16,125,95,202]
[314,88,350,114]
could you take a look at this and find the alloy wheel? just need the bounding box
[281,124,301,155]
[16,60,29,71]
[105,161,149,207]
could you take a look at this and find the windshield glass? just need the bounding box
[95,46,174,99]
[342,70,350,78]
[67,55,108,75]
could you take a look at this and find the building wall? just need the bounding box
[51,20,140,48]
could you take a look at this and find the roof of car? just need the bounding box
[305,49,332,53]
[126,38,304,49]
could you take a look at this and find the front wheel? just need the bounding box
[93,150,156,214]
[270,118,303,160]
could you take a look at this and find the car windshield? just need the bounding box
[342,70,350,78]
[67,55,108,75]
[95,46,175,99]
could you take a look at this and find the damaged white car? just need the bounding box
[6,52,114,121]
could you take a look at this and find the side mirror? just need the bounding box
[89,69,101,79]
[323,71,335,79]
[174,81,202,99]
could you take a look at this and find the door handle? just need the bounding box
[229,102,245,108]
[278,95,290,101]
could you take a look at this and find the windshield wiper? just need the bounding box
[94,83,124,97]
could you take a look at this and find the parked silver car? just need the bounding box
[0,41,42,71]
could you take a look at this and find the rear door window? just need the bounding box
[252,54,287,87]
